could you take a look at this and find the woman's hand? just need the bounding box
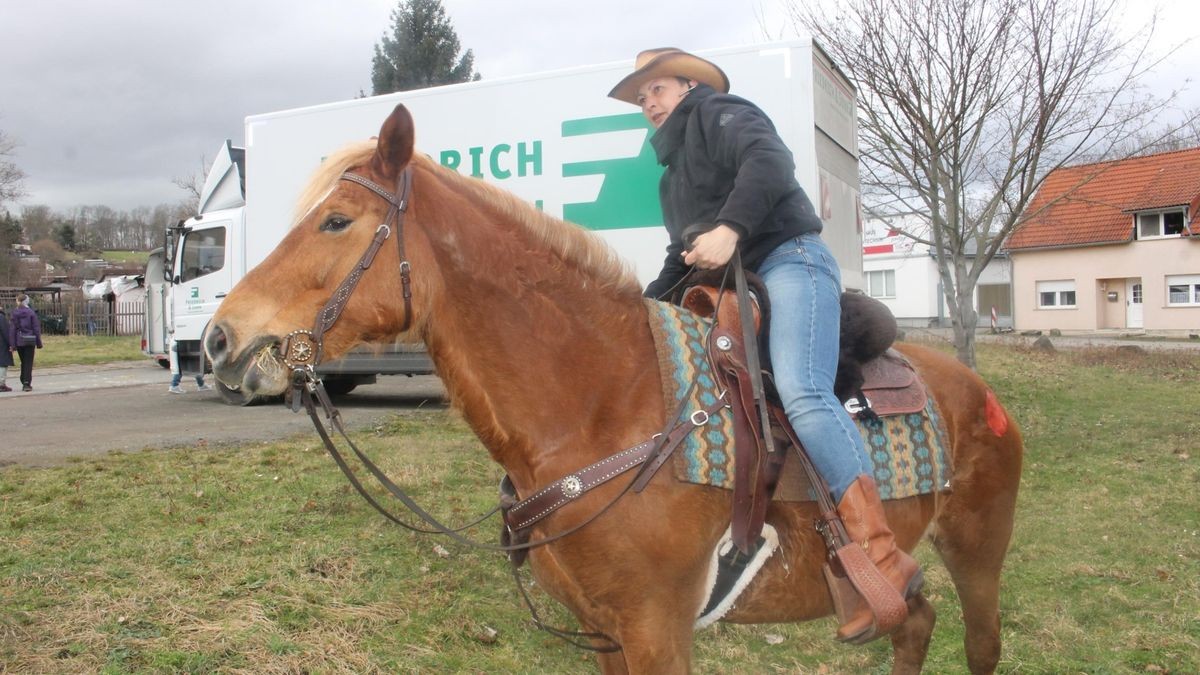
[682,224,740,269]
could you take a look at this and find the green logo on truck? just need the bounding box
[436,113,663,232]
[439,142,542,180]
[562,113,664,231]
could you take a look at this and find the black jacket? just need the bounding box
[644,84,823,299]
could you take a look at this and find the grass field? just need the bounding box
[34,335,144,368]
[1,343,1197,672]
[100,250,152,266]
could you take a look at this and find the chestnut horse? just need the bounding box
[207,104,1022,674]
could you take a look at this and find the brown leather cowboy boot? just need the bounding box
[835,474,924,643]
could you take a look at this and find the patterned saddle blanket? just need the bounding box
[644,299,952,501]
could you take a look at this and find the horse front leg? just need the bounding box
[597,609,695,675]
[888,593,936,674]
[594,647,630,675]
[530,547,699,675]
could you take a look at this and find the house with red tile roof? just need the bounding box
[1005,147,1200,333]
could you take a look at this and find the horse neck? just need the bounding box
[413,167,665,490]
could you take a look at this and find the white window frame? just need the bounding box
[1036,279,1077,309]
[1166,274,1200,307]
[865,269,896,299]
[1135,209,1187,240]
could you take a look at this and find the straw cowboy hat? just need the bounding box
[608,48,730,105]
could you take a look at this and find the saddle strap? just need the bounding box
[732,252,776,460]
[709,325,785,554]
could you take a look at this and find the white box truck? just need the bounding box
[155,38,861,404]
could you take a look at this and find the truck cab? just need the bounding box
[162,141,244,401]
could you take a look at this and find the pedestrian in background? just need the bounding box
[168,336,210,394]
[0,306,13,392]
[9,294,42,392]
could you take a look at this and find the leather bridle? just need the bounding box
[278,167,414,377]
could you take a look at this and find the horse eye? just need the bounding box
[321,215,352,232]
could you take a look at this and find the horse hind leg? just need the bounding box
[929,486,1018,674]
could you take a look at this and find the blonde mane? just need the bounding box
[294,143,643,297]
[292,140,376,226]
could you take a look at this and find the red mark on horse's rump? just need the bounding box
[985,389,1008,437]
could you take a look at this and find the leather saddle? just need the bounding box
[678,277,925,553]
[680,279,923,414]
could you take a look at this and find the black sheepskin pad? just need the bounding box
[835,290,898,401]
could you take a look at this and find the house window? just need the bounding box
[1036,280,1076,309]
[1136,209,1187,239]
[1166,274,1200,306]
[865,269,896,298]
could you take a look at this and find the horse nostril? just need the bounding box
[206,323,230,361]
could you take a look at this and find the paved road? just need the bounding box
[0,360,447,468]
[906,328,1200,353]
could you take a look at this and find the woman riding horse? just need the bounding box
[610,48,921,644]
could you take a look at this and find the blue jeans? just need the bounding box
[171,372,205,388]
[169,339,204,387]
[758,233,870,503]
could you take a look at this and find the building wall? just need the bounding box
[862,218,1013,326]
[978,256,1012,286]
[1011,238,1200,331]
[863,251,1012,326]
[862,253,940,322]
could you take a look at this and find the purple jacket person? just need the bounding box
[9,293,42,391]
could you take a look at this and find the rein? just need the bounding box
[279,165,720,653]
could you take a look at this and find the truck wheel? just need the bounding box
[216,380,264,406]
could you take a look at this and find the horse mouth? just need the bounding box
[210,333,292,396]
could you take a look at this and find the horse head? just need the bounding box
[206,104,429,397]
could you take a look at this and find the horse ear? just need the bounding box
[371,104,415,180]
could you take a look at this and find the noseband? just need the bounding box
[279,167,414,374]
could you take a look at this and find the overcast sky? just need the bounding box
[1,0,1196,213]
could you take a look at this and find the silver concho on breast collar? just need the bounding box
[561,475,583,499]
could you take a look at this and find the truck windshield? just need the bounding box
[179,226,227,283]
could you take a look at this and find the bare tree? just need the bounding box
[788,0,1193,368]
[171,154,208,216]
[1107,106,1200,157]
[0,129,27,209]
